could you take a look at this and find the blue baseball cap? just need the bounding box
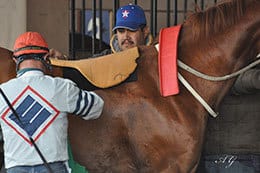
[112,4,147,31]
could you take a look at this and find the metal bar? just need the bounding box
[201,0,204,10]
[150,0,154,35]
[117,0,120,9]
[174,0,178,25]
[152,0,157,36]
[194,0,198,10]
[92,0,97,55]
[184,0,188,19]
[98,0,103,51]
[113,0,119,33]
[166,0,170,27]
[70,0,76,59]
[81,0,86,51]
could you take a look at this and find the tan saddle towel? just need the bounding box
[50,47,139,88]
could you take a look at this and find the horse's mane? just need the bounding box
[185,0,252,40]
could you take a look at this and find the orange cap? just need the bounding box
[13,32,49,57]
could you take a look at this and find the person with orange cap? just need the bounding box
[0,31,104,173]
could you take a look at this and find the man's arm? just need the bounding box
[231,66,260,95]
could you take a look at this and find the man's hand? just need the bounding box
[49,48,68,60]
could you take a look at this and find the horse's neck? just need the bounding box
[177,7,260,109]
[0,48,16,83]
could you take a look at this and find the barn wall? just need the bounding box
[27,0,69,55]
[0,0,26,50]
[0,0,69,55]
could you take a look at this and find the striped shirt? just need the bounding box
[0,69,104,168]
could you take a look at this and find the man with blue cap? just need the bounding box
[91,3,153,56]
[59,4,153,90]
[110,4,153,52]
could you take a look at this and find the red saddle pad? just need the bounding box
[158,25,182,97]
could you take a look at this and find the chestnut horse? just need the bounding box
[0,0,260,172]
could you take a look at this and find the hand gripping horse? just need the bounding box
[0,0,259,172]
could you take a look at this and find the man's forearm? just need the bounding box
[231,68,260,95]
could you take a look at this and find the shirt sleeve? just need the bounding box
[65,80,104,120]
[231,68,260,95]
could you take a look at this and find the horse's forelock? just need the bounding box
[185,0,249,40]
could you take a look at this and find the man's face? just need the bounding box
[116,27,148,51]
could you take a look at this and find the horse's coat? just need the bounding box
[67,1,260,172]
[0,0,259,172]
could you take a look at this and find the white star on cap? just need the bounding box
[122,10,129,18]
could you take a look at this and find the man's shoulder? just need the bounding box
[92,49,113,58]
[44,75,77,86]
